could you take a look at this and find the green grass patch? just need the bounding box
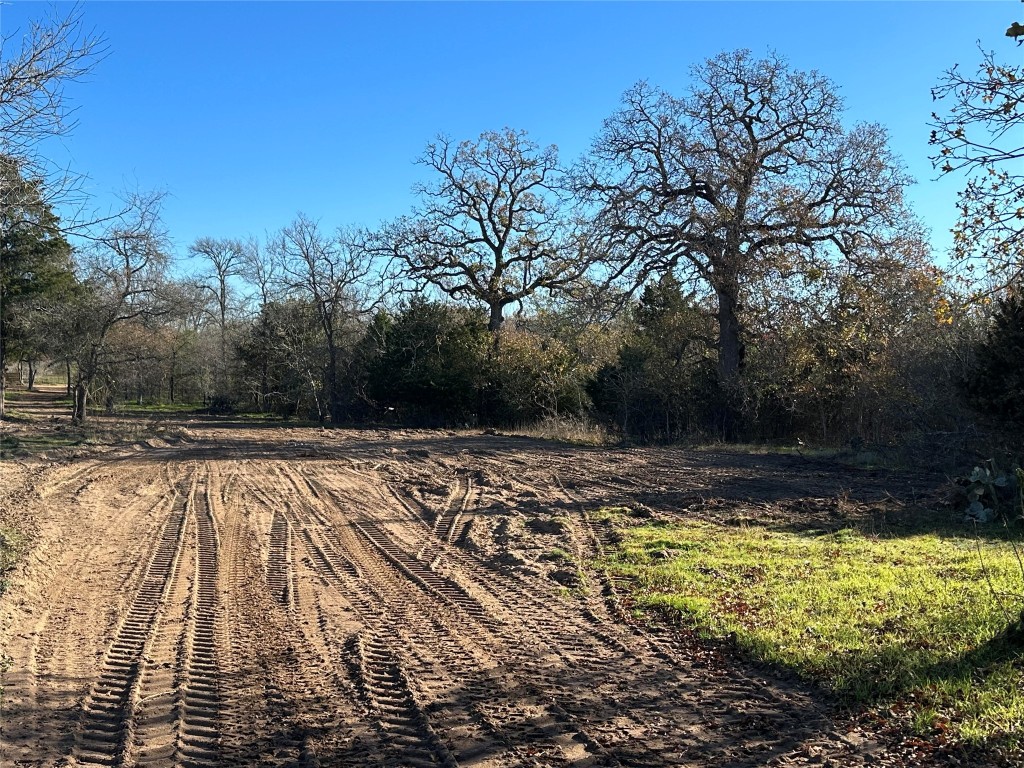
[0,525,27,597]
[603,521,1024,749]
[541,547,574,563]
[0,430,87,458]
[117,401,203,415]
[590,506,632,524]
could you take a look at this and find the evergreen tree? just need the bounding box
[964,291,1024,428]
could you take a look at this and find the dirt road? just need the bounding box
[0,410,944,767]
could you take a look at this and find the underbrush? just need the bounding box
[508,415,614,446]
[601,518,1024,751]
[117,401,202,415]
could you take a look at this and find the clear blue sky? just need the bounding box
[2,1,1019,266]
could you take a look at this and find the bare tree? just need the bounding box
[69,191,170,422]
[189,236,244,399]
[239,235,277,310]
[0,3,105,214]
[377,128,587,332]
[235,235,282,410]
[576,50,916,431]
[274,214,374,423]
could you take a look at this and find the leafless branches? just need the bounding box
[376,128,588,331]
[931,45,1024,292]
[0,3,104,175]
[576,50,916,389]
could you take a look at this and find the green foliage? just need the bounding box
[486,329,591,425]
[0,156,77,369]
[964,291,1024,429]
[589,275,719,440]
[604,521,1024,749]
[236,299,328,418]
[366,300,490,425]
[955,459,1023,523]
[740,258,974,448]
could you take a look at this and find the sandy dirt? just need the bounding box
[0,391,994,767]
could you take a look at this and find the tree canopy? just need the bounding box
[575,50,916,434]
[378,128,585,332]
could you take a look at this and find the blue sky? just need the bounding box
[2,1,1018,265]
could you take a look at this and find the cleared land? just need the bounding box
[0,391,1016,767]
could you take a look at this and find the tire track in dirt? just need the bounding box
[433,474,475,546]
[130,507,196,768]
[67,465,224,768]
[216,461,376,766]
[73,478,191,766]
[266,510,294,608]
[1,459,188,766]
[389,480,629,665]
[265,470,477,764]
[251,466,512,765]
[174,475,223,767]
[293,463,643,767]
[385,464,813,766]
[353,519,490,623]
[347,632,458,768]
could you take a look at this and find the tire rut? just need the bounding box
[347,632,457,768]
[73,479,191,767]
[289,464,636,766]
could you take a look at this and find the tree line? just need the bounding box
[1,7,1021,452]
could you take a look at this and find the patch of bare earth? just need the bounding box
[0,399,1007,766]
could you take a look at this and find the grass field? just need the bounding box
[601,514,1024,749]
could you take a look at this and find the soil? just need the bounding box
[0,390,1006,767]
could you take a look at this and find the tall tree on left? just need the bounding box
[1,3,104,416]
[0,156,76,417]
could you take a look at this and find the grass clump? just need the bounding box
[0,526,27,596]
[510,415,614,446]
[603,521,1024,749]
[117,401,202,415]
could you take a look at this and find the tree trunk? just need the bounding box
[488,302,505,333]
[136,359,143,406]
[0,333,6,420]
[260,359,268,412]
[326,348,342,425]
[73,381,88,424]
[65,360,72,396]
[714,282,745,440]
[219,298,229,399]
[715,285,744,385]
[169,350,176,403]
[27,359,36,391]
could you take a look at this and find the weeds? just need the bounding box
[0,526,26,597]
[510,415,614,446]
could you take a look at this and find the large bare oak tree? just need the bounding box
[378,128,586,332]
[576,50,915,414]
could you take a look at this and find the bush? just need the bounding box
[589,276,720,440]
[485,329,591,426]
[964,291,1024,430]
[367,300,490,426]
